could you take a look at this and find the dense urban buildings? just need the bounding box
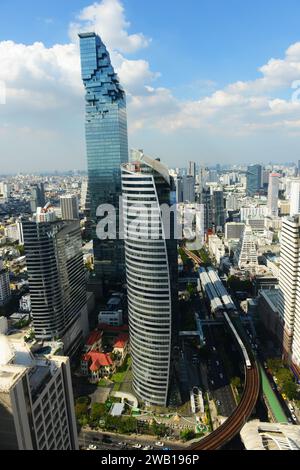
[79,32,129,287]
[22,215,88,357]
[2,8,300,453]
[122,152,178,406]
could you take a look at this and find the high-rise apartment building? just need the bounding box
[212,190,225,232]
[188,161,196,177]
[225,222,245,240]
[199,189,212,233]
[278,216,300,362]
[79,32,128,286]
[22,218,88,357]
[226,193,240,211]
[267,173,280,217]
[0,334,78,450]
[246,164,262,195]
[0,182,10,203]
[290,180,300,216]
[182,175,195,203]
[234,225,258,272]
[122,153,178,406]
[30,183,45,214]
[0,259,11,306]
[60,195,79,220]
[208,169,218,183]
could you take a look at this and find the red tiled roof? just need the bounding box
[113,333,129,349]
[82,351,113,372]
[85,330,103,346]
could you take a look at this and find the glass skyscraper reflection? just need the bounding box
[79,32,129,285]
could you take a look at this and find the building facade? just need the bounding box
[22,219,88,357]
[79,32,129,286]
[122,153,178,406]
[212,190,225,232]
[267,173,280,217]
[60,195,79,220]
[246,164,262,195]
[0,335,78,450]
[0,259,11,306]
[278,216,300,367]
[290,180,300,216]
[30,183,45,214]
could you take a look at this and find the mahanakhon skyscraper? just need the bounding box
[79,32,129,287]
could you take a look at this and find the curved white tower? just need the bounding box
[122,153,177,406]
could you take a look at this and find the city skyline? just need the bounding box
[1,0,300,172]
[2,0,300,454]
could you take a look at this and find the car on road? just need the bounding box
[292,414,297,422]
[155,441,164,447]
[143,446,151,450]
[88,444,97,450]
[132,444,142,449]
[212,347,216,352]
[216,400,221,406]
[219,373,223,379]
[210,379,214,385]
[102,435,112,443]
[216,360,220,366]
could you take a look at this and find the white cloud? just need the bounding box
[1,0,300,171]
[69,0,150,53]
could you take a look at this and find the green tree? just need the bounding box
[281,380,298,400]
[151,422,168,437]
[180,429,196,442]
[90,403,106,423]
[75,402,89,420]
[231,377,241,389]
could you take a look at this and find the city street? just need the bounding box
[78,430,185,451]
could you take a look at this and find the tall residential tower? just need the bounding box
[122,153,178,406]
[22,218,88,357]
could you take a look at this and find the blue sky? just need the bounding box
[1,0,300,172]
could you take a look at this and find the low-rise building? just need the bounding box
[81,352,115,382]
[19,294,31,313]
[113,333,129,362]
[98,309,123,326]
[83,330,103,353]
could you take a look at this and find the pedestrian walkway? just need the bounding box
[259,364,288,423]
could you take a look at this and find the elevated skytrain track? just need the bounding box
[183,248,261,450]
